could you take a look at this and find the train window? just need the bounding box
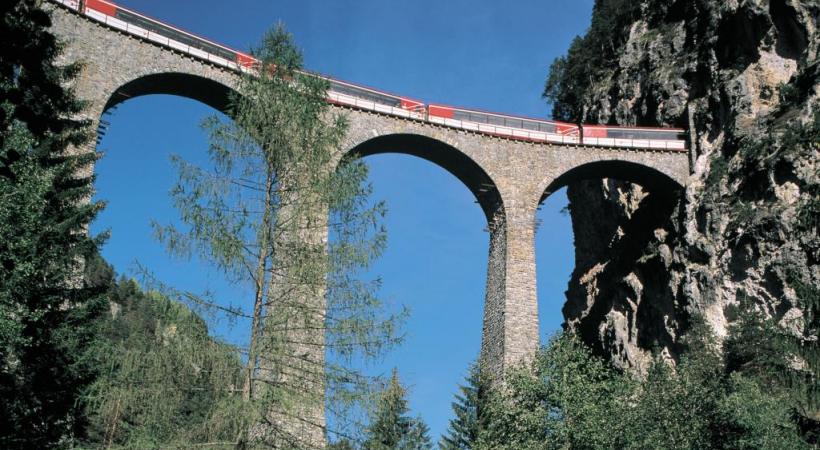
[505,118,523,129]
[606,128,682,140]
[330,82,353,96]
[609,129,640,139]
[487,115,505,126]
[538,122,557,133]
[453,110,471,122]
[468,113,486,123]
[116,9,236,61]
[521,120,539,131]
[606,129,627,139]
[650,131,683,140]
[375,93,401,107]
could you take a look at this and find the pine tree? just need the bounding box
[440,363,486,450]
[405,418,433,450]
[364,370,411,450]
[0,0,107,447]
[363,369,431,450]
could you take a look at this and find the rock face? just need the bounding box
[558,0,819,372]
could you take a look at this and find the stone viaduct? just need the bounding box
[49,5,689,379]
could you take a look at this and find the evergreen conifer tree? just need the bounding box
[406,418,433,450]
[440,363,486,450]
[0,0,107,447]
[363,369,432,450]
[364,369,412,450]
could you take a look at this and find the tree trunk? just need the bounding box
[242,176,274,401]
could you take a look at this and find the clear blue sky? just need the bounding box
[90,0,594,443]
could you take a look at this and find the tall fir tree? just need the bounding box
[405,418,433,450]
[0,0,107,447]
[363,369,432,450]
[440,363,486,450]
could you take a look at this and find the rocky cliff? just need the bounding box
[548,0,818,374]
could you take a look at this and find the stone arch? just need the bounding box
[101,72,237,116]
[539,159,684,203]
[534,158,684,372]
[344,133,504,222]
[340,131,516,378]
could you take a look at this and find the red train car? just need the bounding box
[83,0,256,68]
[582,124,685,141]
[428,104,579,136]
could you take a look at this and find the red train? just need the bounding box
[51,0,687,151]
[71,0,256,68]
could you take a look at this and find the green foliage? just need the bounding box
[80,263,245,449]
[0,0,106,447]
[779,82,801,106]
[327,439,358,450]
[440,363,488,450]
[724,306,794,392]
[405,420,433,450]
[796,195,819,236]
[725,298,819,444]
[620,327,723,450]
[718,373,807,450]
[620,328,805,450]
[477,334,627,450]
[704,152,729,194]
[736,111,818,187]
[776,62,819,109]
[362,369,432,450]
[0,0,89,148]
[475,330,809,450]
[778,111,820,238]
[152,24,403,446]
